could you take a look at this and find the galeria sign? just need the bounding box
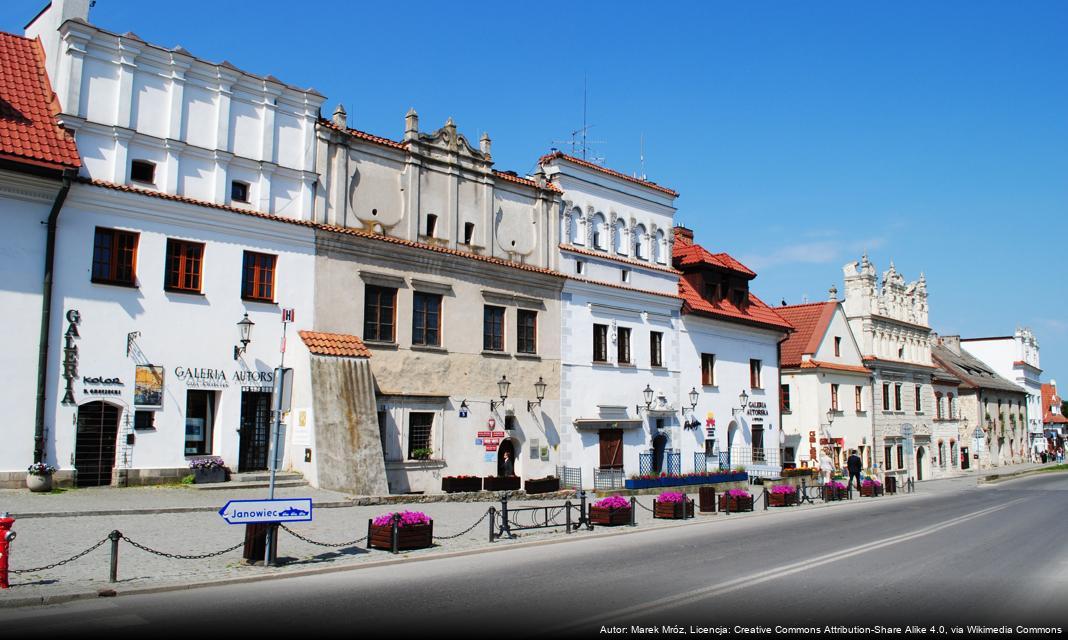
[218,498,313,524]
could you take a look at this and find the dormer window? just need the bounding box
[130,160,156,185]
[730,288,748,309]
[705,282,721,303]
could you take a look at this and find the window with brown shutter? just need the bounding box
[517,309,537,354]
[593,324,608,362]
[831,384,839,411]
[365,285,397,342]
[92,227,139,287]
[599,429,623,469]
[165,239,204,293]
[241,251,276,302]
[650,331,663,367]
[484,306,505,351]
[702,354,716,386]
[750,359,763,389]
[617,327,632,364]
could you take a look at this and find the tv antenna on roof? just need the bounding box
[552,75,604,163]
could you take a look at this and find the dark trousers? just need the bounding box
[848,471,862,491]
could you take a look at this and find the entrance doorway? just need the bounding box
[75,401,121,487]
[497,439,517,477]
[598,429,623,470]
[961,446,970,470]
[652,432,667,473]
[915,446,925,481]
[238,390,272,472]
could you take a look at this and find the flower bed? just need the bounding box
[367,511,434,551]
[441,475,482,493]
[188,456,227,484]
[589,495,631,526]
[718,489,754,513]
[768,485,798,507]
[823,481,849,502]
[523,475,560,494]
[483,475,521,491]
[625,471,747,490]
[860,479,883,497]
[653,492,694,519]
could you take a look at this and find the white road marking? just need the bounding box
[550,498,1029,634]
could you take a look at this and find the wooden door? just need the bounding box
[239,391,272,472]
[599,429,623,469]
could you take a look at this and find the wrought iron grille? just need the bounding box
[557,465,582,490]
[667,450,681,475]
[639,449,681,476]
[594,468,624,490]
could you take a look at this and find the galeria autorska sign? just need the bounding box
[174,366,274,389]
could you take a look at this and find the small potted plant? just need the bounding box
[653,491,694,519]
[824,480,848,501]
[410,447,433,461]
[367,510,434,552]
[589,495,632,526]
[441,475,482,493]
[769,484,798,507]
[188,456,227,484]
[719,488,754,512]
[26,461,57,492]
[860,478,883,497]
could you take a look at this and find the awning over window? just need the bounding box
[573,418,643,431]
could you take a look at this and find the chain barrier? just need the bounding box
[279,524,367,548]
[9,536,110,574]
[633,499,655,513]
[434,511,489,540]
[122,536,243,560]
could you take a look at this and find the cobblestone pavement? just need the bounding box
[0,461,1052,605]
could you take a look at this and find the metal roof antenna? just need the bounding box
[552,74,604,164]
[639,132,646,180]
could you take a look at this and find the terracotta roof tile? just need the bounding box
[539,151,678,197]
[298,331,371,358]
[677,277,792,331]
[0,33,80,171]
[672,227,757,278]
[774,302,838,367]
[799,360,872,375]
[1041,383,1067,425]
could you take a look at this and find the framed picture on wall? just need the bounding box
[134,365,165,408]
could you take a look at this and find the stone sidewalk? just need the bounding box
[0,461,1055,608]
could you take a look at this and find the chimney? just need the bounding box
[939,334,961,355]
[673,225,694,243]
[479,132,492,158]
[404,108,419,142]
[331,104,347,129]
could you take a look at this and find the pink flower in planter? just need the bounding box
[372,510,431,528]
[770,485,797,494]
[726,489,751,498]
[861,479,882,487]
[657,491,686,503]
[826,481,848,490]
[593,495,631,510]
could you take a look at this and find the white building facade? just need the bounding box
[960,329,1044,457]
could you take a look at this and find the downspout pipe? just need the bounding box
[33,170,75,464]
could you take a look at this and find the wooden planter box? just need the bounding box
[698,486,717,513]
[589,505,631,526]
[653,499,694,519]
[523,476,560,494]
[718,495,754,512]
[367,521,434,552]
[483,476,521,491]
[823,486,848,501]
[193,467,226,484]
[441,476,482,493]
[860,484,883,497]
[769,492,798,507]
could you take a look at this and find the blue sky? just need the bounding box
[5,1,1067,377]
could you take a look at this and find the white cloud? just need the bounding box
[741,236,885,271]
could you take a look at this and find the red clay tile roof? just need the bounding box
[1042,383,1067,425]
[299,331,372,358]
[567,274,682,301]
[560,243,682,274]
[493,169,561,193]
[539,151,678,197]
[678,276,792,331]
[798,360,872,375]
[775,302,838,367]
[83,179,565,279]
[0,33,80,172]
[672,227,757,278]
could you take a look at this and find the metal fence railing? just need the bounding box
[593,468,625,490]
[556,465,583,490]
[639,449,682,476]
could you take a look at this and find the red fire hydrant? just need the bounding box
[0,512,15,589]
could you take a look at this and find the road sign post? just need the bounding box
[264,308,296,566]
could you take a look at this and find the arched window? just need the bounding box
[950,440,958,467]
[591,213,607,251]
[938,440,945,467]
[653,229,665,264]
[947,393,954,420]
[633,224,647,260]
[613,219,627,255]
[935,392,943,420]
[569,207,584,245]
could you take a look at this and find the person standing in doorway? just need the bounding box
[847,450,863,491]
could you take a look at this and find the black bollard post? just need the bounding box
[629,497,637,526]
[390,513,400,555]
[108,530,122,583]
[579,491,590,530]
[488,507,497,542]
[500,495,512,539]
[565,500,573,534]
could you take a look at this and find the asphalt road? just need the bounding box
[2,473,1066,638]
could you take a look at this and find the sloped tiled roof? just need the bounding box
[678,276,792,331]
[539,151,678,197]
[0,32,80,172]
[775,301,838,367]
[298,331,371,358]
[931,343,1026,395]
[672,229,757,278]
[1041,383,1067,425]
[798,360,872,375]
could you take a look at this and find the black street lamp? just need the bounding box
[732,390,750,416]
[233,313,254,360]
[688,387,700,410]
[528,376,547,412]
[491,375,510,413]
[636,384,655,415]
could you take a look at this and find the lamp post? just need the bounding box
[527,376,547,412]
[233,313,254,360]
[688,387,699,410]
[491,375,510,413]
[635,384,654,416]
[731,390,750,417]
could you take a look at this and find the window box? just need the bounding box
[523,476,560,494]
[483,475,520,491]
[589,505,631,526]
[441,476,482,493]
[367,520,434,552]
[718,493,754,513]
[653,496,694,520]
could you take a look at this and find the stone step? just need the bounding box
[192,478,308,491]
[229,472,303,483]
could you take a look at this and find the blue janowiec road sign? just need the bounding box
[218,498,313,525]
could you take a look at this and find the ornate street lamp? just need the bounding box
[528,376,548,412]
[636,384,655,415]
[491,375,510,413]
[688,387,700,410]
[732,390,750,417]
[233,313,254,360]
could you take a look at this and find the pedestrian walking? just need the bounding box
[819,448,834,485]
[847,450,863,491]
